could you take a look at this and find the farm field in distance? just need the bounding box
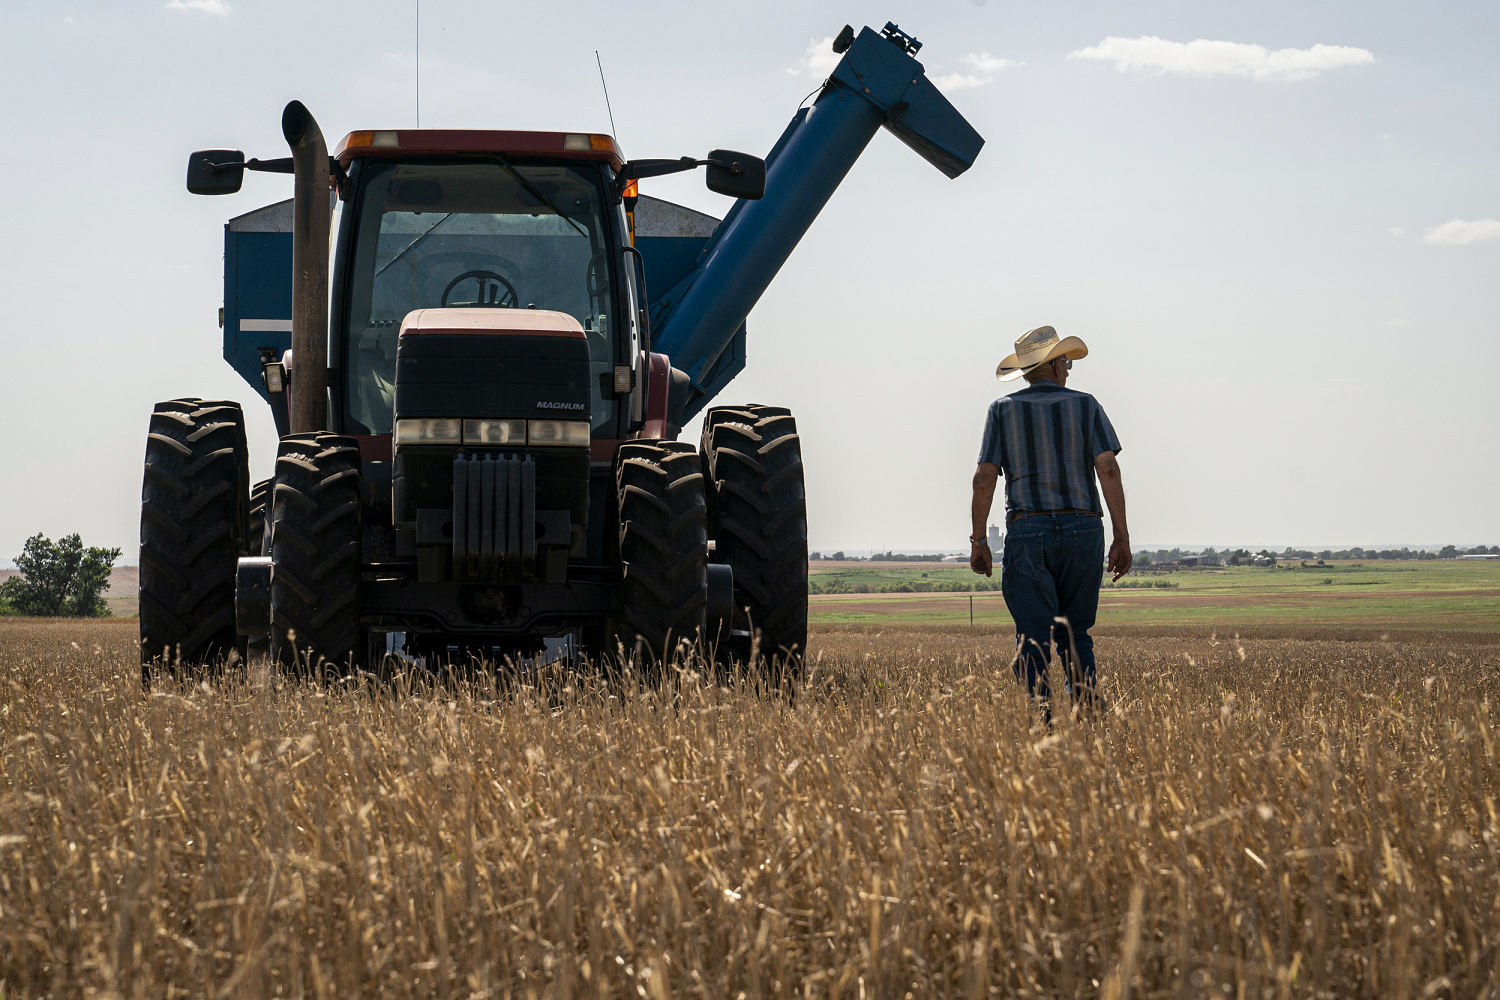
[1,602,1496,995]
[810,557,1500,633]
[11,557,1495,630]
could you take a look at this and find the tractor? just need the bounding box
[139,22,983,678]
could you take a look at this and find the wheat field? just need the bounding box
[1,617,1496,998]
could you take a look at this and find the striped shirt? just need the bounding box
[977,383,1122,516]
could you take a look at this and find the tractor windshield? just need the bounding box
[341,159,618,434]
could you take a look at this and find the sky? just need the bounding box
[0,0,1496,563]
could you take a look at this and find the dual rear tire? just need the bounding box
[139,399,249,680]
[267,434,363,677]
[613,440,708,667]
[138,407,363,683]
[700,405,809,676]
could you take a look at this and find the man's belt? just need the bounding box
[1007,508,1103,525]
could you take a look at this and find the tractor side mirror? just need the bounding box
[705,149,766,200]
[187,149,246,195]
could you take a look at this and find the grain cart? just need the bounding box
[139,22,983,677]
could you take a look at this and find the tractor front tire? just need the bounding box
[269,434,363,678]
[614,440,708,669]
[139,398,249,681]
[700,405,808,676]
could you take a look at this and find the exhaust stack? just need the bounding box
[282,100,331,435]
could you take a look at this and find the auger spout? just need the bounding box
[649,23,984,416]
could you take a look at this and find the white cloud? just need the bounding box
[791,42,1019,92]
[932,52,1022,90]
[165,0,231,15]
[929,74,990,91]
[1068,36,1374,81]
[964,52,1021,74]
[1388,226,1407,237]
[1421,219,1500,246]
[789,37,841,78]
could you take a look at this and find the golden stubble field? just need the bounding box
[1,617,1496,998]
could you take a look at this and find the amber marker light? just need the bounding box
[343,130,401,150]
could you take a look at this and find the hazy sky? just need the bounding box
[1,0,1495,563]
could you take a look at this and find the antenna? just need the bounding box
[595,51,618,139]
[415,0,421,126]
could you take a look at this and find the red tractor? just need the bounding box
[139,23,982,678]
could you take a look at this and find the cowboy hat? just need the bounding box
[996,325,1089,382]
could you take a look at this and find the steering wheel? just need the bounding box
[441,269,519,308]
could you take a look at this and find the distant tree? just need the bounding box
[809,551,822,561]
[0,533,121,617]
[828,551,846,561]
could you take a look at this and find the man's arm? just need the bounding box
[970,463,1000,576]
[1094,451,1131,581]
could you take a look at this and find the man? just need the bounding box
[970,325,1131,721]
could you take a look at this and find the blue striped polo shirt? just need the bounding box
[977,383,1122,516]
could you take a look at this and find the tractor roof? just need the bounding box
[334,130,623,171]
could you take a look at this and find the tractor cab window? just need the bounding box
[342,159,618,434]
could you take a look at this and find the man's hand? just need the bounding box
[970,543,993,577]
[970,463,1000,577]
[1108,536,1132,581]
[1094,452,1131,581]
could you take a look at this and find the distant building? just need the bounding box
[987,524,1003,551]
[1459,553,1499,560]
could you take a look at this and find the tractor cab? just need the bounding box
[328,131,638,441]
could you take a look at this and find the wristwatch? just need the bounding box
[969,536,988,546]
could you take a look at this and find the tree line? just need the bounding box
[1134,545,1498,565]
[812,545,1498,564]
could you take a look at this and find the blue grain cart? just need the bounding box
[139,23,983,678]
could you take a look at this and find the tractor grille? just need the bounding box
[452,454,537,580]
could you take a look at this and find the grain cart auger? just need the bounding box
[139,21,983,682]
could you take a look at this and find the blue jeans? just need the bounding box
[1000,513,1106,719]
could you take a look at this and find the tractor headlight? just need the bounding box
[527,420,591,447]
[462,419,527,446]
[395,417,590,447]
[394,417,462,445]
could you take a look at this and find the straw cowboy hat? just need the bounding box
[996,325,1089,382]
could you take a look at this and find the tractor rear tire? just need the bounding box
[268,434,363,678]
[700,405,808,676]
[247,477,272,556]
[243,476,274,654]
[139,398,249,681]
[613,440,708,668]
